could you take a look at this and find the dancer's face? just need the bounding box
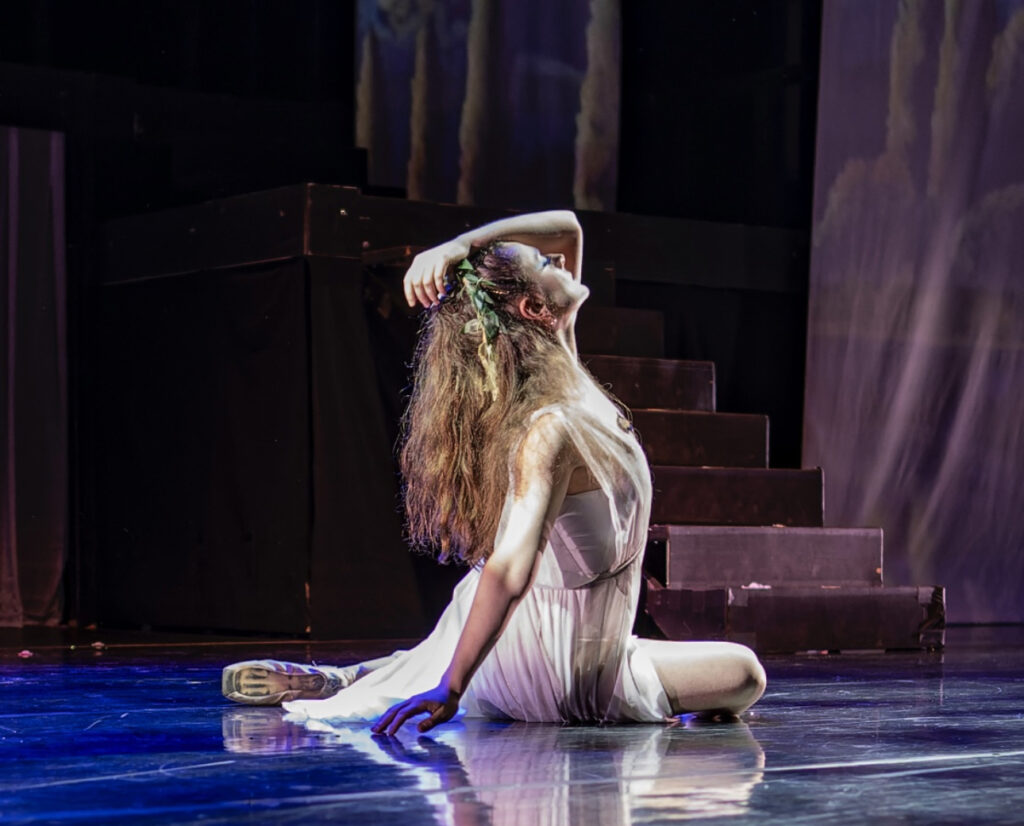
[503,242,589,310]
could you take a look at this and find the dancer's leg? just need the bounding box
[636,639,766,717]
[222,650,406,705]
[325,651,405,683]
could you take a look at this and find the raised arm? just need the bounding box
[372,414,573,735]
[404,210,583,308]
[459,210,583,283]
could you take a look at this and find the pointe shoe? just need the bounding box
[221,660,348,706]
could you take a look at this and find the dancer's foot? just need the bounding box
[222,660,347,705]
[692,709,742,723]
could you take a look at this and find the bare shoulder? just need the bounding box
[520,411,568,453]
[511,412,577,499]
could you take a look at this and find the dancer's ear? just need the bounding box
[518,295,555,326]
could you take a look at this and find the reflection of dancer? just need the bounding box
[222,710,766,825]
[223,211,766,733]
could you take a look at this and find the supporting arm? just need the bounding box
[373,414,573,734]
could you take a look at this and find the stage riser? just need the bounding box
[650,466,824,526]
[650,525,883,588]
[582,355,716,412]
[632,410,768,468]
[575,307,665,358]
[645,584,946,653]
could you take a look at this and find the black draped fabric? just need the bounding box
[97,261,312,632]
[96,254,425,636]
[0,126,67,627]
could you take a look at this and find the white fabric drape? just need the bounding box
[805,0,1024,622]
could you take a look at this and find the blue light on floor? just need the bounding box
[2,627,1024,824]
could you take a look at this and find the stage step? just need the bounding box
[582,355,715,412]
[650,466,824,527]
[644,581,946,653]
[575,306,665,358]
[633,409,767,467]
[646,525,883,588]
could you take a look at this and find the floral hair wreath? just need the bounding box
[451,257,506,398]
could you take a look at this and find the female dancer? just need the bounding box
[223,211,766,734]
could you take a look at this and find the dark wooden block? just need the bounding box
[575,306,665,358]
[650,525,883,588]
[632,409,767,467]
[104,184,503,283]
[104,183,621,303]
[650,466,824,527]
[583,355,715,412]
[645,581,946,652]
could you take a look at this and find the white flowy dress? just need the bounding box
[284,386,672,726]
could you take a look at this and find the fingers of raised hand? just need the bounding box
[402,254,428,308]
[404,253,449,309]
[416,276,439,308]
[431,260,447,301]
[404,271,434,309]
[402,268,416,308]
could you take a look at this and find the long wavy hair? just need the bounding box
[400,243,582,566]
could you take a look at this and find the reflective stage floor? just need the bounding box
[2,626,1023,824]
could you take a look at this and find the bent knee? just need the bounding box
[729,646,766,713]
[649,639,767,716]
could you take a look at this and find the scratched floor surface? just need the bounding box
[2,626,1023,824]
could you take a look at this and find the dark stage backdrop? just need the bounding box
[806,0,1024,622]
[0,126,67,626]
[356,0,619,210]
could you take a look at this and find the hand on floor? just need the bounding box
[372,683,460,736]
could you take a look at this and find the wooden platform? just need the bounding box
[647,525,883,588]
[632,409,768,467]
[644,582,946,653]
[649,466,824,527]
